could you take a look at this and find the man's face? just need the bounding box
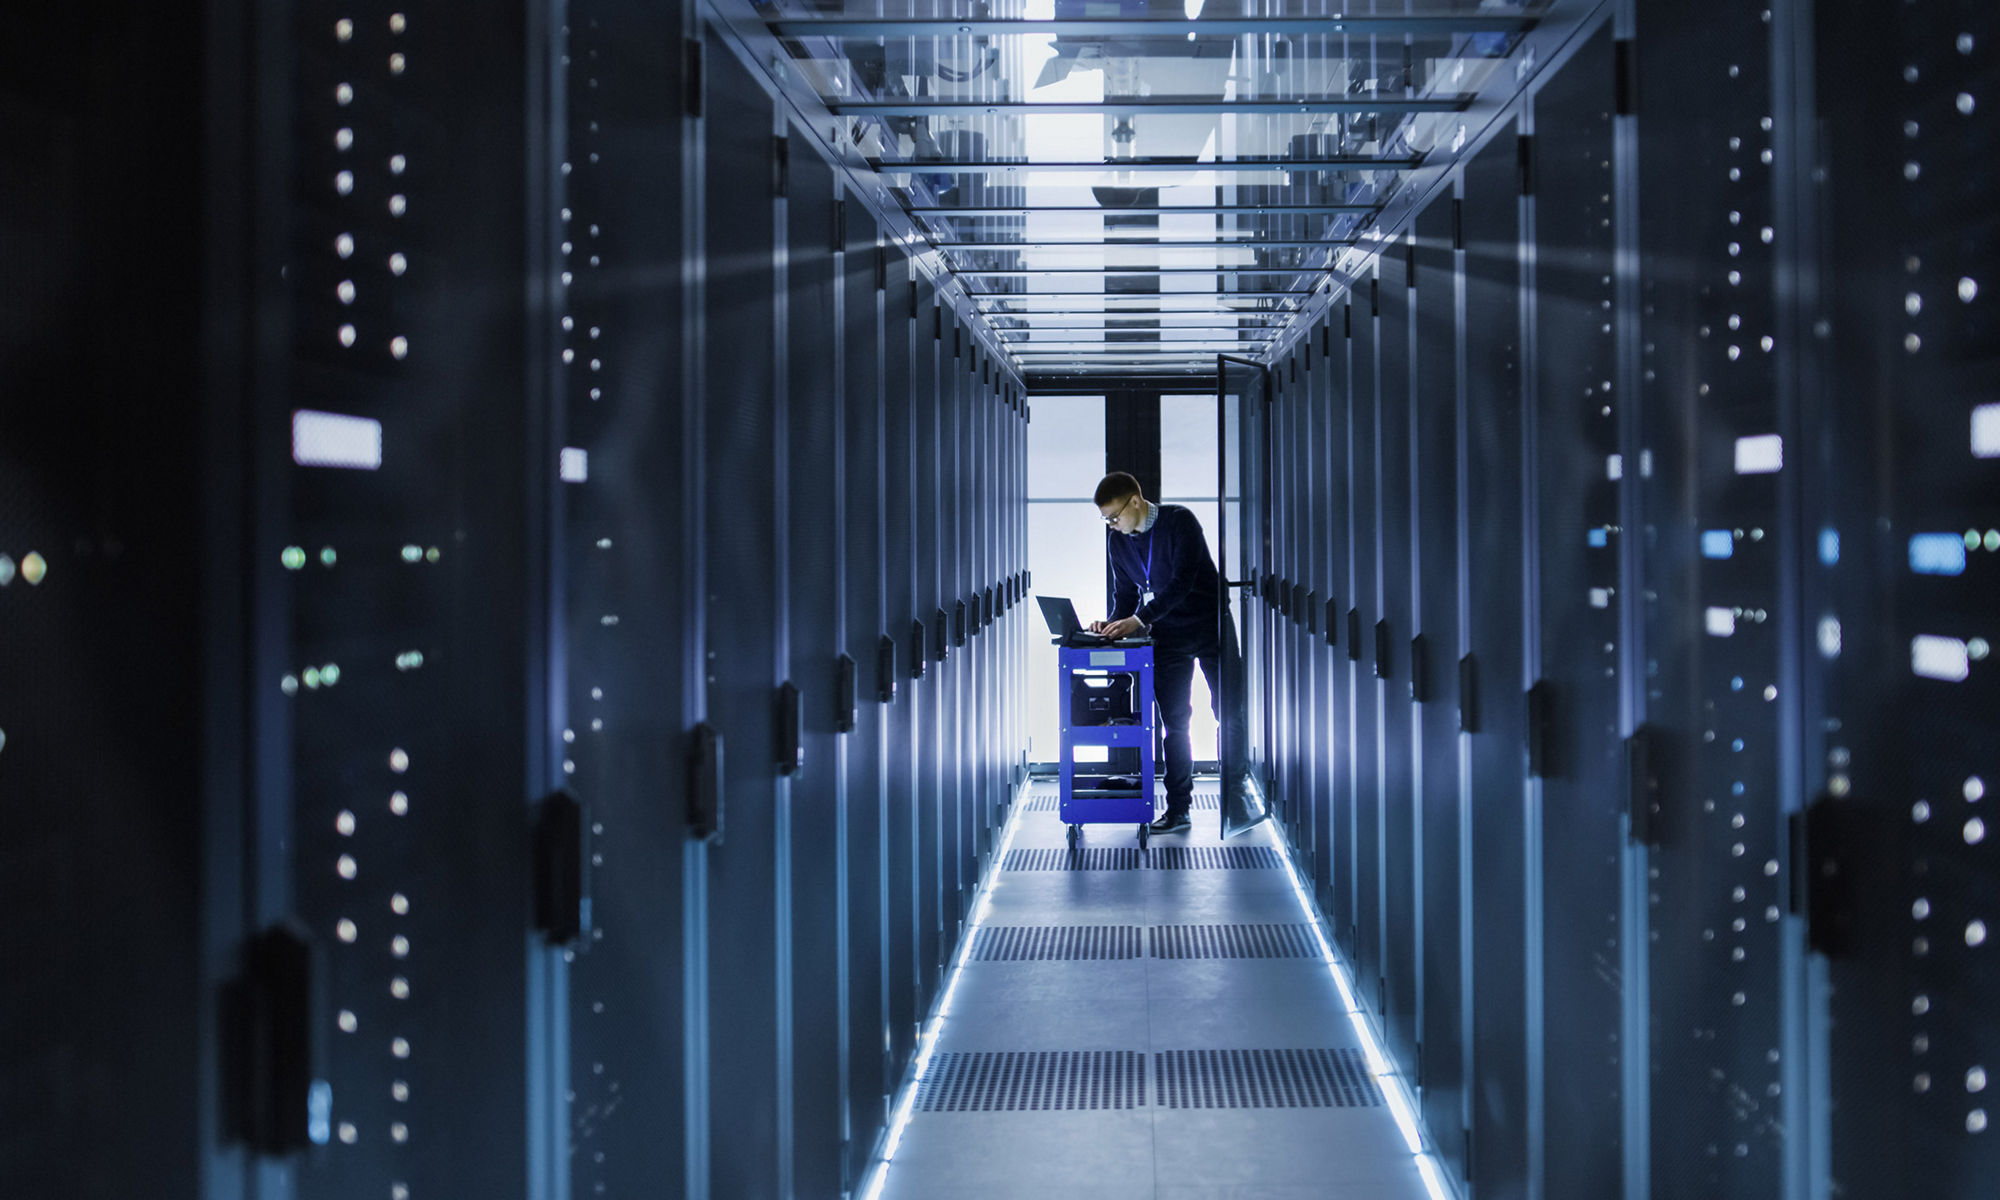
[1099,492,1143,535]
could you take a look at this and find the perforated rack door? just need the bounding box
[783,126,847,1199]
[1323,309,1358,950]
[1637,5,1791,1195]
[698,39,782,1200]
[840,201,889,1191]
[881,248,920,1076]
[1461,118,1531,1200]
[1813,3,1998,1192]
[554,0,694,1193]
[1377,232,1418,1070]
[1411,190,1467,1184]
[1,9,213,1196]
[1528,28,1627,1200]
[272,4,545,1197]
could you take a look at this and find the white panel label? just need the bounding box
[1912,635,1971,682]
[292,410,382,470]
[561,447,589,482]
[1973,402,2000,458]
[1088,651,1125,667]
[1705,607,1738,637]
[1734,434,1784,474]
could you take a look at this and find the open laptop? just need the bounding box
[1036,595,1152,647]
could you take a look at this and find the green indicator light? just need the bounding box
[1968,530,1982,549]
[322,664,342,686]
[401,545,423,562]
[282,546,308,570]
[304,667,323,689]
[1986,530,2000,552]
[321,547,339,567]
[425,547,441,563]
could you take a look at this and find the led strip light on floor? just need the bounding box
[1254,791,1456,1200]
[858,778,1455,1200]
[857,779,1033,1200]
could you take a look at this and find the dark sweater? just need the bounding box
[1107,503,1228,647]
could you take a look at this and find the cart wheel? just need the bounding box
[1138,823,1150,851]
[1066,823,1080,850]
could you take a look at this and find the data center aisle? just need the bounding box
[878,781,1434,1200]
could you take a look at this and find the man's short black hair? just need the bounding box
[1094,471,1142,508]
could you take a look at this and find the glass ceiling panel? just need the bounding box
[760,0,1547,372]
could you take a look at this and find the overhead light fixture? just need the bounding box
[1183,0,1203,18]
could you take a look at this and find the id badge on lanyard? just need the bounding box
[1141,530,1156,607]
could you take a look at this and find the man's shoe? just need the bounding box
[1148,810,1192,835]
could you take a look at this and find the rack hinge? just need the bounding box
[876,635,899,703]
[777,680,803,775]
[533,789,591,945]
[1625,724,1657,845]
[683,38,704,118]
[835,653,857,732]
[227,921,320,1153]
[688,722,723,841]
[1458,653,1479,733]
[1614,38,1638,116]
[1526,679,1553,777]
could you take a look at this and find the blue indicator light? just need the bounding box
[1588,528,1609,548]
[1909,533,1968,576]
[1702,530,1734,559]
[1819,528,1841,566]
[308,1080,333,1145]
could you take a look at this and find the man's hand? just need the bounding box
[1102,617,1145,640]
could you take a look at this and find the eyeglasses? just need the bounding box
[1101,495,1136,526]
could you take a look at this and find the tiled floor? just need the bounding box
[877,781,1434,1200]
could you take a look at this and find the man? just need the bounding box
[1088,471,1248,835]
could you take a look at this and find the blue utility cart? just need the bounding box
[1055,641,1158,849]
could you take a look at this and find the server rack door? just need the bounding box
[1310,318,1338,909]
[784,139,845,1199]
[939,318,965,945]
[1326,313,1357,947]
[1413,192,1468,1181]
[913,289,943,998]
[558,0,691,1192]
[880,257,918,1076]
[1814,5,1999,1194]
[1637,6,1790,1196]
[1351,274,1384,1000]
[700,40,782,1198]
[1296,359,1311,822]
[1463,120,1531,1200]
[841,211,888,1190]
[1378,239,1420,1073]
[1528,29,1627,1200]
[276,3,543,1195]
[4,12,211,1196]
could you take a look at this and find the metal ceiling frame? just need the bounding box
[832,97,1472,116]
[907,203,1379,216]
[867,158,1424,173]
[769,16,1534,38]
[934,239,1362,250]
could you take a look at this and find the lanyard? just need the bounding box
[1142,527,1156,599]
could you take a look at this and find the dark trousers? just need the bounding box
[1152,616,1248,816]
